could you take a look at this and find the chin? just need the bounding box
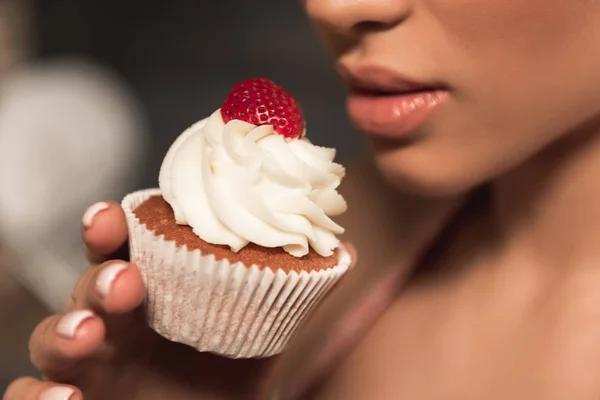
[372,151,480,199]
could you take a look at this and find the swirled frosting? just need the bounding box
[159,110,347,258]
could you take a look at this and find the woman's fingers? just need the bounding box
[31,261,145,380]
[82,201,129,265]
[68,259,146,344]
[28,312,105,381]
[3,378,82,400]
[69,261,144,314]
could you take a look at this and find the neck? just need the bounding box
[491,116,600,271]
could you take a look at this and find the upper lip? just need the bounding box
[337,63,445,95]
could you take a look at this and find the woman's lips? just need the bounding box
[347,89,448,139]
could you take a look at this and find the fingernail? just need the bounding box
[96,262,128,298]
[40,386,75,400]
[56,310,95,339]
[82,202,109,229]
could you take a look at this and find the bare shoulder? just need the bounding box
[309,263,600,400]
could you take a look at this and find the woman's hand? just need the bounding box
[4,201,277,400]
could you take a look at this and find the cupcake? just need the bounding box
[122,78,351,358]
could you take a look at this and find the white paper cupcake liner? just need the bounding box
[122,188,351,358]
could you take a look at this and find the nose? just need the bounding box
[305,0,409,34]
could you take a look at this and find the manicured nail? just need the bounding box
[56,310,94,339]
[40,386,75,400]
[96,262,128,298]
[82,202,109,229]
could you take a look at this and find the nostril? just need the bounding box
[351,20,397,35]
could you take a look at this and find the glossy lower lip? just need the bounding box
[347,90,449,139]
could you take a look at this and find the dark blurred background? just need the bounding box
[34,0,363,189]
[0,0,364,391]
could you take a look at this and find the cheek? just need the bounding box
[428,0,586,51]
[432,0,600,103]
[425,0,600,177]
[430,0,600,97]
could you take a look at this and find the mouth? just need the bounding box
[339,64,449,139]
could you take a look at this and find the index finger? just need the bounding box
[81,201,129,265]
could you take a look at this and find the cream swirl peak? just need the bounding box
[158,109,347,258]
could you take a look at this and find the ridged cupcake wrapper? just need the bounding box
[122,188,351,359]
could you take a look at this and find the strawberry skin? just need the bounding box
[221,78,305,139]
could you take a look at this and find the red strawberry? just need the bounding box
[221,78,305,139]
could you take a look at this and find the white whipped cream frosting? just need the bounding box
[159,110,347,257]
